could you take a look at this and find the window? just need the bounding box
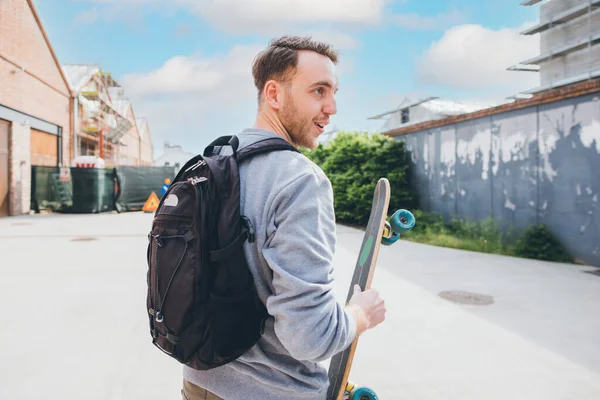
[401,108,409,124]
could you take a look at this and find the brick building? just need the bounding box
[0,0,73,217]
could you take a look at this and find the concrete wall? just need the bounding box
[394,92,600,266]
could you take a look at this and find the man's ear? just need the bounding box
[263,80,282,111]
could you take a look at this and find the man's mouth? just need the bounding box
[314,122,327,131]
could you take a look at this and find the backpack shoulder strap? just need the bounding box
[237,137,300,162]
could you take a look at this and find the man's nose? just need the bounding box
[323,96,337,116]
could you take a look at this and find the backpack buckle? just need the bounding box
[242,217,255,243]
[183,231,195,242]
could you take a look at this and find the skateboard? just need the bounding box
[326,178,415,400]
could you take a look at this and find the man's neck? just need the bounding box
[254,110,297,148]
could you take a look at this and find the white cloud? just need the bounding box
[416,23,540,93]
[186,0,387,34]
[215,0,385,23]
[121,44,264,154]
[71,0,373,50]
[390,9,467,31]
[121,42,356,156]
[75,0,387,23]
[123,44,266,96]
[73,0,387,29]
[71,0,471,53]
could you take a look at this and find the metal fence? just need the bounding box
[31,165,175,214]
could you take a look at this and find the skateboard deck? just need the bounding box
[326,178,415,400]
[326,178,390,400]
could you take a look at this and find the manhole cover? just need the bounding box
[71,237,97,242]
[438,290,494,306]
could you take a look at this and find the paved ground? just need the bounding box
[1,211,599,399]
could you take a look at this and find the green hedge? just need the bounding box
[301,131,418,226]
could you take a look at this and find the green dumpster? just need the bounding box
[70,168,116,213]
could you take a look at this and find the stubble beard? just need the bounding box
[280,95,318,150]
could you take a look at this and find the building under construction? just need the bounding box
[513,0,600,94]
[61,65,154,167]
[371,0,600,266]
[62,65,131,165]
[0,0,156,217]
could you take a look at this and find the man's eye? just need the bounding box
[316,88,323,95]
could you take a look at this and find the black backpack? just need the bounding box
[146,135,299,370]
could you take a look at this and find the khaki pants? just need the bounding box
[181,379,223,400]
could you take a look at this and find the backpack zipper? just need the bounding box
[149,176,207,338]
[151,230,194,323]
[188,176,207,185]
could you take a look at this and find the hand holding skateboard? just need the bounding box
[345,285,386,336]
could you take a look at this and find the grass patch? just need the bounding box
[402,231,516,255]
[391,210,517,256]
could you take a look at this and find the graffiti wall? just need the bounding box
[395,92,600,266]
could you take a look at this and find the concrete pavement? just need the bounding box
[333,225,600,400]
[0,212,599,399]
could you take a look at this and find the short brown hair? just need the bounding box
[251,35,339,102]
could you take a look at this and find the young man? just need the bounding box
[182,35,386,400]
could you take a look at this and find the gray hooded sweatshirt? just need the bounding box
[182,129,357,399]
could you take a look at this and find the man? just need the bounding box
[182,35,386,400]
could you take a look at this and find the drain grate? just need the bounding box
[71,237,97,242]
[438,290,494,306]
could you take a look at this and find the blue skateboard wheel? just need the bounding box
[350,387,378,400]
[390,209,415,233]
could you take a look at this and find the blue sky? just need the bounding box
[32,0,541,156]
